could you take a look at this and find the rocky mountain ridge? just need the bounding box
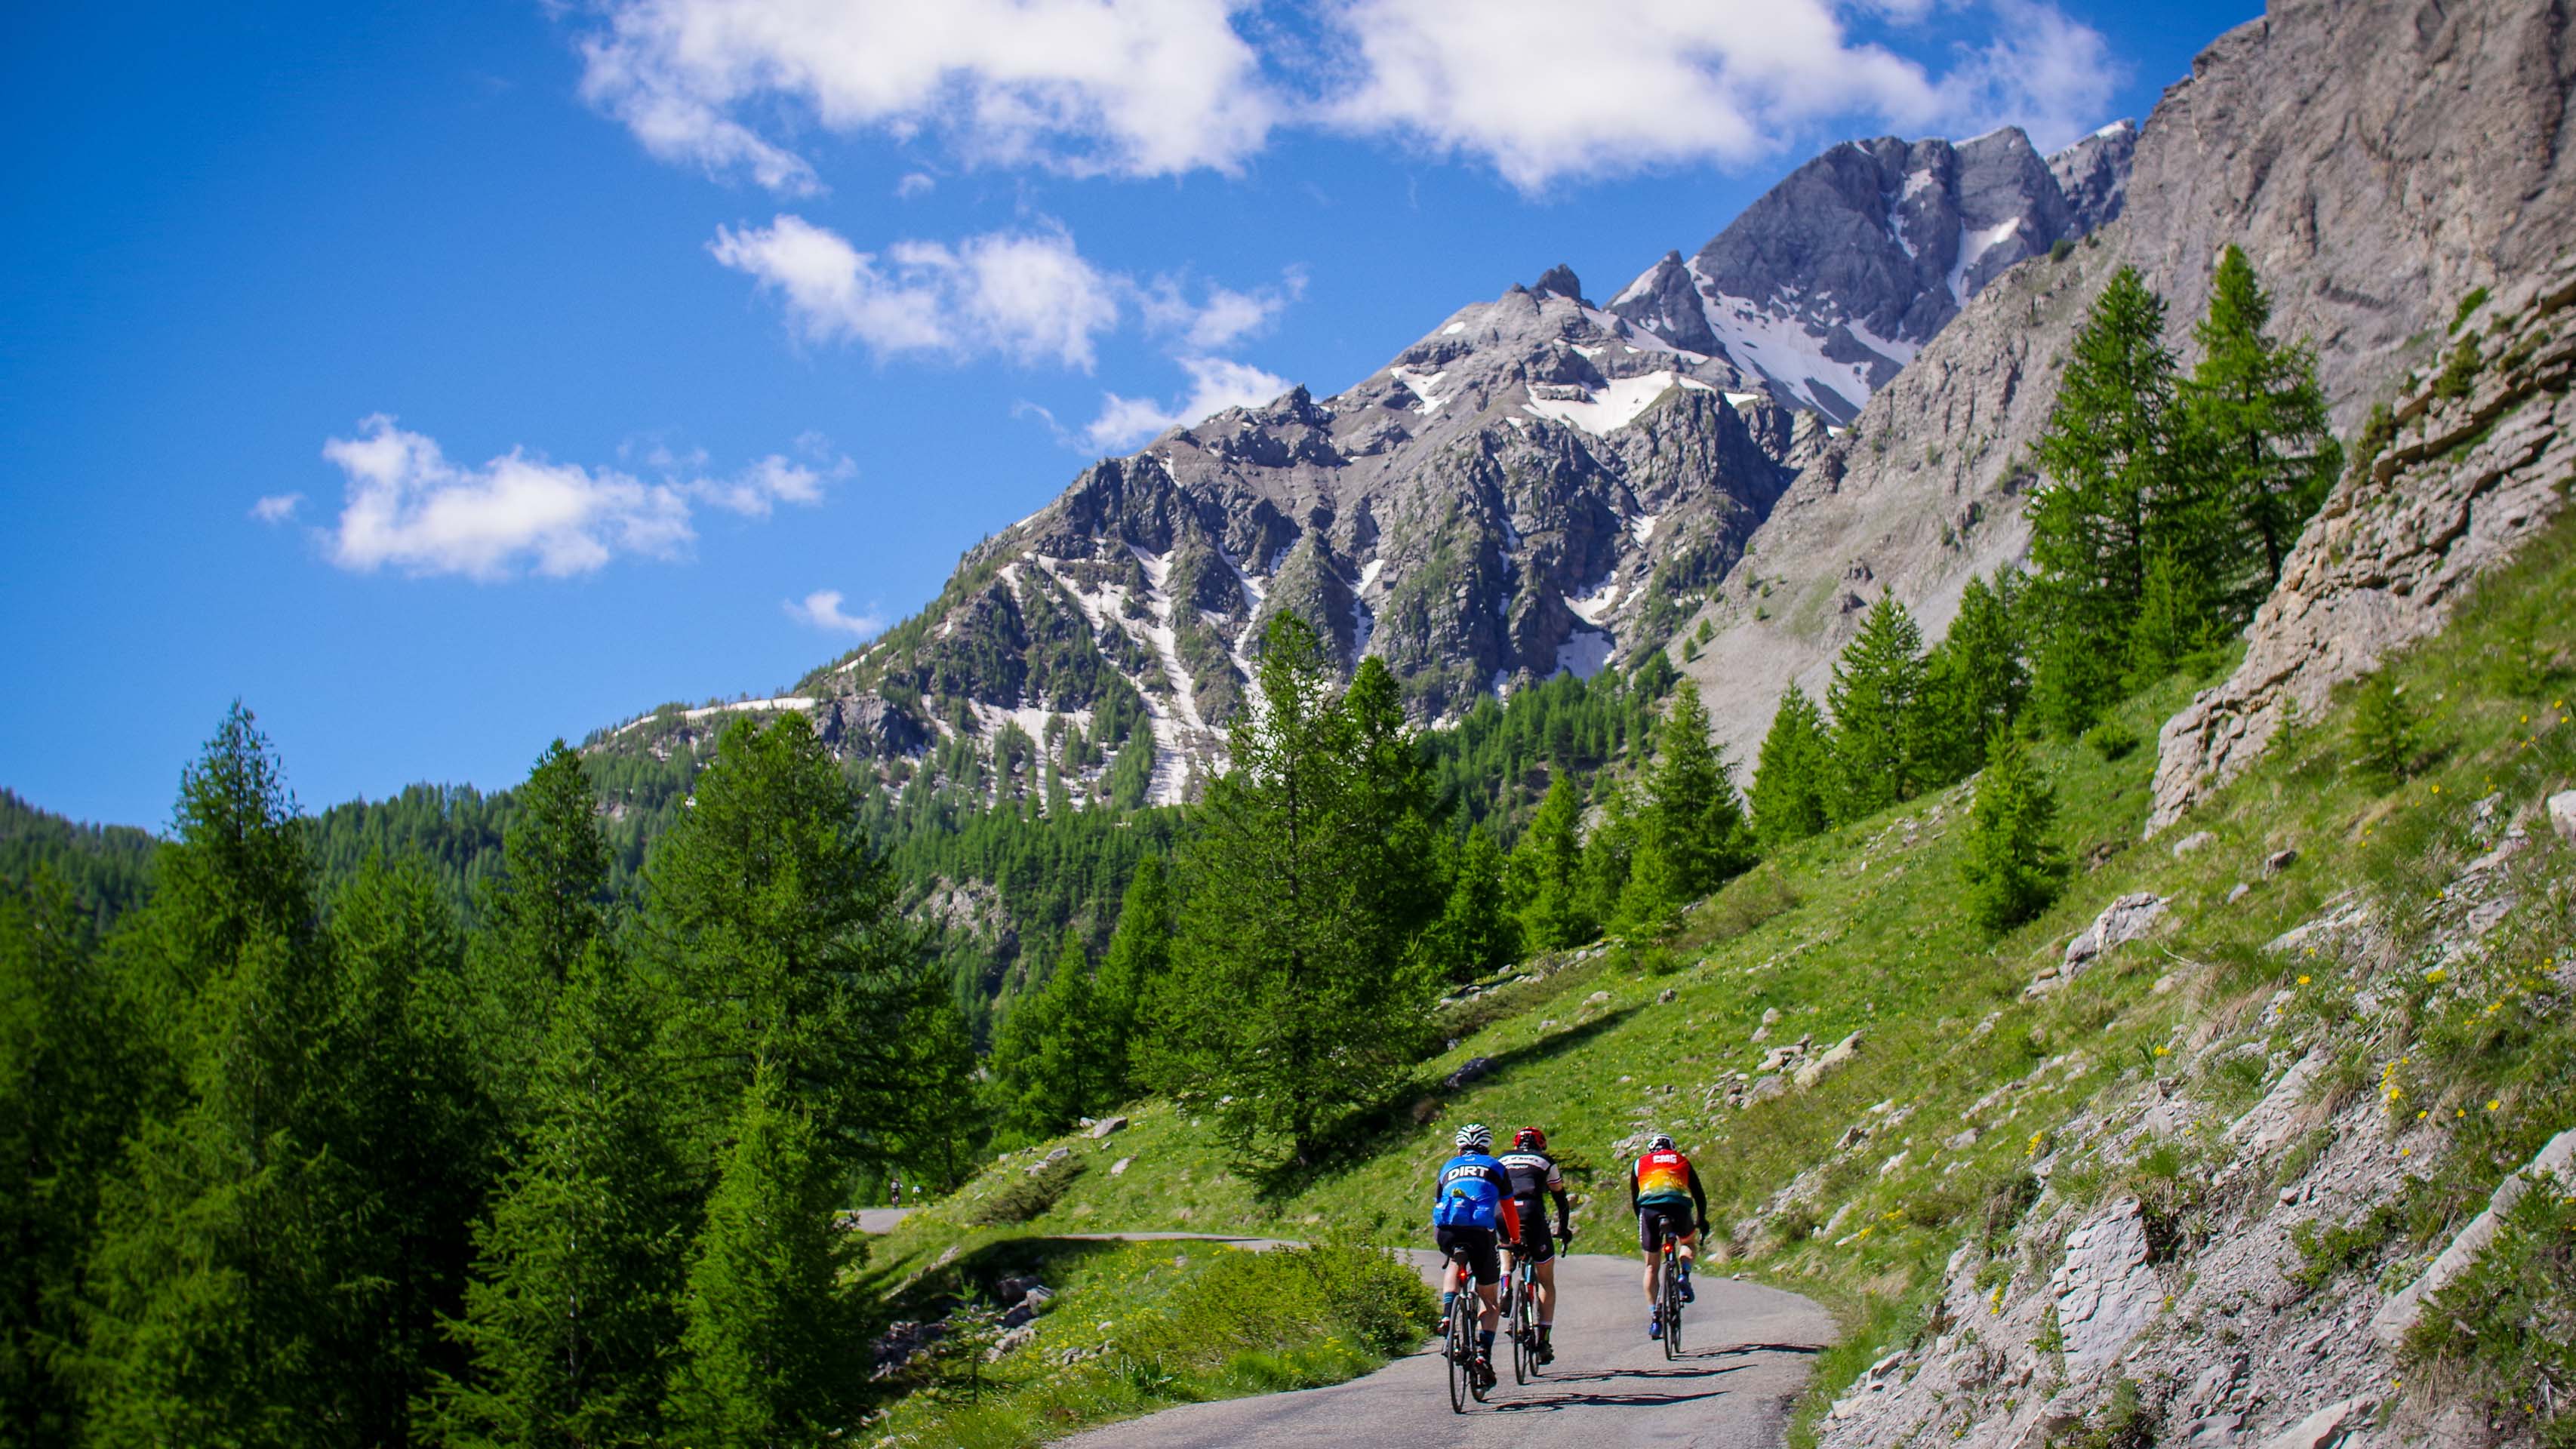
[1607,123,2134,422]
[595,124,2133,801]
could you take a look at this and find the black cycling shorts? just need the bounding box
[1637,1204,1697,1255]
[1504,1196,1556,1264]
[1436,1225,1501,1286]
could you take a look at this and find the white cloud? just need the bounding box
[712,215,1120,368]
[1139,270,1304,351]
[1930,0,2122,152]
[787,588,885,636]
[895,171,937,198]
[251,493,303,523]
[310,417,839,580]
[1317,0,1960,190]
[1085,355,1290,451]
[577,0,1276,190]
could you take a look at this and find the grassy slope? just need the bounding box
[887,509,2576,1441]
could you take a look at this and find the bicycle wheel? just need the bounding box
[1446,1295,1470,1414]
[1510,1266,1533,1384]
[1660,1250,1681,1361]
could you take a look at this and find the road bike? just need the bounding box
[1657,1232,1686,1360]
[1502,1241,1540,1383]
[1441,1248,1491,1412]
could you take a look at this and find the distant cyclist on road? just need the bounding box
[1433,1122,1510,1390]
[1630,1132,1709,1341]
[1496,1126,1574,1364]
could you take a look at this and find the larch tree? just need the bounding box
[1750,684,1835,850]
[1827,594,1929,818]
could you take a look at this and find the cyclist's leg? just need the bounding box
[1639,1208,1664,1306]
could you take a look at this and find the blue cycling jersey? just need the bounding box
[1432,1152,1509,1229]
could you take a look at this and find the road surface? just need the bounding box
[1055,1247,1836,1449]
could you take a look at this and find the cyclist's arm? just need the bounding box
[1687,1163,1710,1228]
[1626,1163,1639,1217]
[1550,1186,1574,1235]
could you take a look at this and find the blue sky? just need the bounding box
[0,0,2253,829]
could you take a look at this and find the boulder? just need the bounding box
[2550,788,2576,842]
[1088,1115,1128,1140]
[1109,1155,1134,1176]
[1741,1075,1789,1107]
[2064,894,2167,971]
[1793,1032,1862,1088]
[2171,829,2216,857]
[2264,848,2300,876]
[2257,1396,2374,1449]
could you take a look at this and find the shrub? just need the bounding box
[2451,285,2490,333]
[2081,720,2141,761]
[2344,673,2423,782]
[2049,238,2075,263]
[2433,335,2482,400]
[971,1155,1088,1226]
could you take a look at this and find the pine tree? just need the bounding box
[1091,855,1172,1097]
[1618,678,1753,931]
[318,857,493,1441]
[2125,547,2219,688]
[646,713,915,1157]
[469,740,611,1131]
[1750,684,1834,849]
[436,943,689,1447]
[663,1072,863,1444]
[1828,594,1929,818]
[1960,730,2067,931]
[989,929,1116,1137]
[0,873,142,1448]
[2181,245,2340,609]
[2027,266,2190,733]
[1576,783,1639,935]
[1143,615,1436,1167]
[1917,571,2030,784]
[1420,823,1517,983]
[1505,773,1593,952]
[80,706,359,1445]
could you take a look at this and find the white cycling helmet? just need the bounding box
[1647,1132,1676,1151]
[1455,1122,1493,1151]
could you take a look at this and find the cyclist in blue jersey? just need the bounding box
[1432,1122,1510,1390]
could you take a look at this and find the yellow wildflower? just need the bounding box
[2488,1100,2501,1112]
[2298,974,2312,985]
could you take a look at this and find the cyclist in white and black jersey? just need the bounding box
[1495,1126,1574,1363]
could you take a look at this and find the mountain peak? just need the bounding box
[1531,263,1588,305]
[1605,124,2131,421]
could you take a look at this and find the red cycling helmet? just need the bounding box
[1513,1126,1548,1152]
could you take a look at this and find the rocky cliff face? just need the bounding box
[1605,125,2131,422]
[1675,0,2576,775]
[2150,259,2576,833]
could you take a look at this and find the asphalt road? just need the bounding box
[1054,1247,1836,1449]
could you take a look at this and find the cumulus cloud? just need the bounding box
[309,417,839,580]
[577,0,2115,194]
[251,493,303,523]
[894,171,937,198]
[1139,270,1304,352]
[1085,354,1291,451]
[1930,0,2123,152]
[577,0,1275,190]
[786,588,885,636]
[711,215,1121,368]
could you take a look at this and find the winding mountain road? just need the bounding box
[1057,1248,1835,1449]
[854,1211,1836,1446]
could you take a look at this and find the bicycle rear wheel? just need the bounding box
[1446,1295,1470,1413]
[1510,1266,1533,1383]
[1660,1250,1681,1361]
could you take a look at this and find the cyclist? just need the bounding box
[1495,1126,1574,1364]
[1629,1132,1709,1341]
[1432,1122,1510,1390]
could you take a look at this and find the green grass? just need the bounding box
[854,1227,1432,1448]
[904,508,2576,1439]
